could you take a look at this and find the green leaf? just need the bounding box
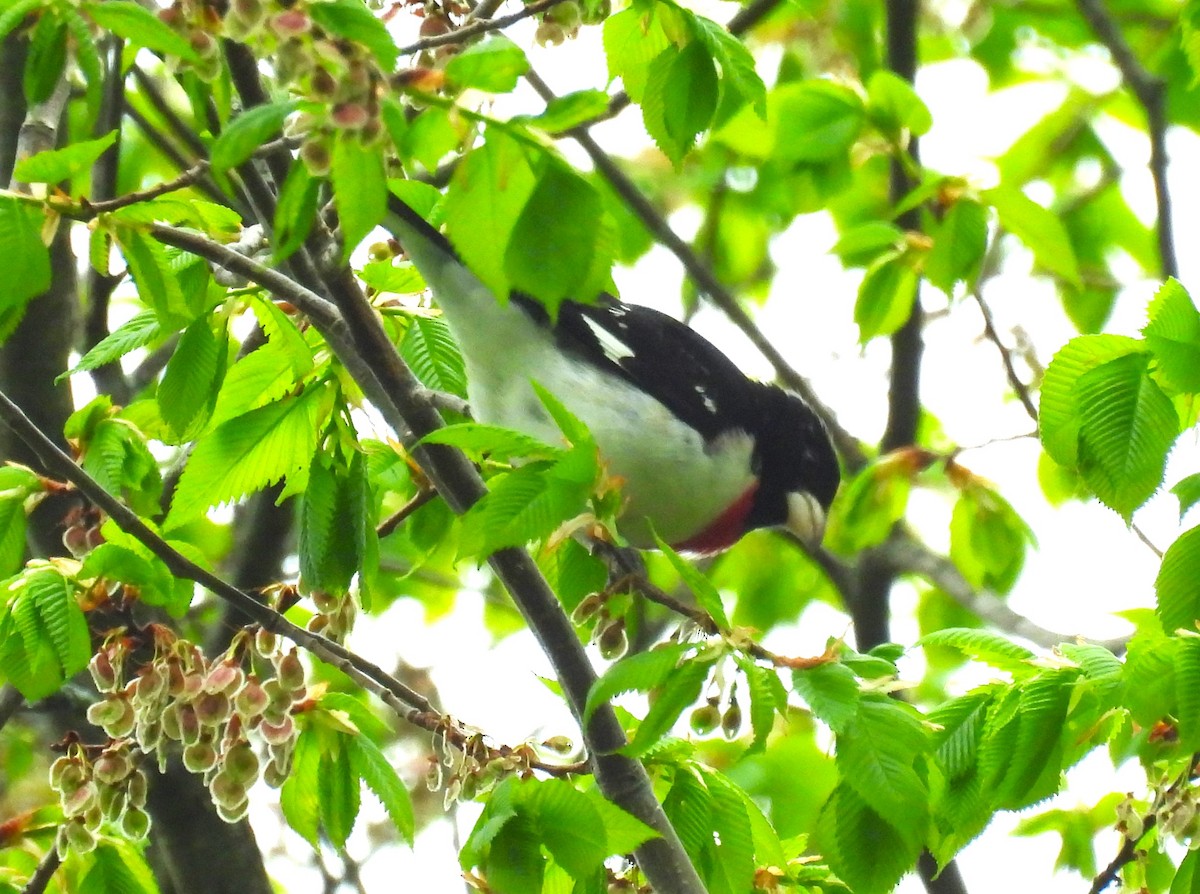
[333,137,388,261]
[168,389,323,525]
[582,787,658,854]
[985,185,1081,287]
[81,543,181,614]
[792,661,861,734]
[949,484,1036,594]
[443,134,537,300]
[457,462,590,558]
[24,10,68,106]
[824,455,913,555]
[689,14,766,115]
[524,779,607,878]
[918,628,1035,674]
[0,570,88,700]
[772,80,865,163]
[866,69,932,137]
[835,695,930,835]
[641,42,718,166]
[1144,278,1200,393]
[652,536,730,630]
[528,90,612,134]
[817,783,919,894]
[1173,472,1200,519]
[401,315,467,398]
[318,734,360,849]
[158,314,225,440]
[300,453,364,597]
[84,0,199,61]
[832,221,904,268]
[925,199,988,294]
[584,642,692,721]
[1076,351,1177,517]
[14,131,117,184]
[0,497,25,579]
[348,733,415,844]
[735,655,786,753]
[1176,638,1200,752]
[444,35,528,93]
[281,726,322,846]
[209,341,304,428]
[309,0,398,70]
[1039,334,1143,467]
[116,228,189,326]
[0,195,51,319]
[361,259,425,295]
[273,158,320,263]
[991,670,1074,808]
[854,254,919,342]
[420,423,558,464]
[626,657,714,757]
[505,162,605,312]
[1156,524,1200,634]
[602,6,672,104]
[79,842,158,894]
[63,309,161,379]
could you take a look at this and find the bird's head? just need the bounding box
[747,386,841,549]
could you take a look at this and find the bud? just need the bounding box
[689,704,720,736]
[720,701,742,739]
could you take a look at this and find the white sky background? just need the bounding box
[248,5,1200,892]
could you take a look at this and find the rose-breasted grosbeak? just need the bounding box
[384,196,840,554]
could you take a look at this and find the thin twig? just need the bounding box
[20,846,61,894]
[972,287,1039,422]
[399,0,570,55]
[1074,0,1176,278]
[377,487,439,538]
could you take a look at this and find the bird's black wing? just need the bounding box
[515,294,764,442]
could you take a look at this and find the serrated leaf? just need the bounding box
[854,253,919,342]
[168,389,322,525]
[735,655,785,753]
[1144,278,1200,393]
[700,769,755,894]
[985,185,1080,287]
[402,315,466,398]
[832,221,904,268]
[949,484,1035,594]
[421,423,557,463]
[584,642,692,721]
[1076,351,1177,517]
[14,130,117,184]
[581,787,658,854]
[0,195,51,318]
[652,535,730,629]
[1157,524,1200,634]
[81,543,181,613]
[0,497,25,578]
[993,670,1074,808]
[1173,473,1200,520]
[0,570,88,700]
[602,6,671,104]
[85,1,199,60]
[210,341,302,428]
[458,461,591,558]
[817,783,919,894]
[835,695,930,834]
[444,34,528,93]
[690,14,766,115]
[361,259,425,295]
[925,199,988,294]
[641,42,717,166]
[349,733,414,844]
[116,228,189,326]
[332,136,388,262]
[524,779,607,878]
[1176,638,1200,752]
[918,627,1035,674]
[158,314,225,439]
[80,842,157,894]
[273,158,320,264]
[64,309,161,380]
[281,726,322,845]
[300,453,362,596]
[626,657,713,757]
[1039,334,1143,467]
[792,661,861,734]
[824,457,912,555]
[319,734,360,849]
[25,10,68,106]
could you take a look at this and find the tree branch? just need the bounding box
[1074,0,1176,278]
[398,0,570,55]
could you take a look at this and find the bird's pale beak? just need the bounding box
[784,491,826,549]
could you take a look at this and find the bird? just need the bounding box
[382,194,840,554]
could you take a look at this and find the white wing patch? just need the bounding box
[581,315,636,363]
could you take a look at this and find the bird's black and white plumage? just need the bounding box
[383,196,840,554]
